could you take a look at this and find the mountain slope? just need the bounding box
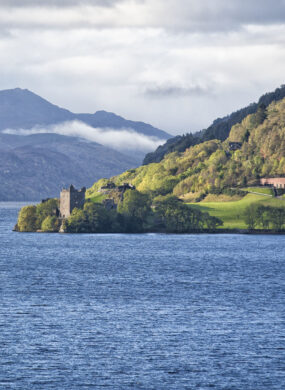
[0,88,73,130]
[0,88,171,139]
[87,97,285,200]
[77,111,170,139]
[0,88,171,200]
[0,133,139,200]
[143,84,285,164]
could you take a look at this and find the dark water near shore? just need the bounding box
[0,202,284,389]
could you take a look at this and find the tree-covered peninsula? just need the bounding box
[15,192,223,233]
[86,97,285,232]
[15,93,285,233]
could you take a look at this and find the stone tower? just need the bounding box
[60,185,86,218]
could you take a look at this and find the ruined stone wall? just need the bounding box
[70,189,85,211]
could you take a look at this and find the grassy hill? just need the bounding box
[86,95,285,230]
[189,194,285,229]
[88,97,285,201]
[143,84,285,164]
[16,93,285,233]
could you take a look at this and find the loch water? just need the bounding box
[0,202,284,390]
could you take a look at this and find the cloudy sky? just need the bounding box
[1,0,285,135]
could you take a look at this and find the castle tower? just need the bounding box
[59,185,86,218]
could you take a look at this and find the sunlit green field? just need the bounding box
[87,192,106,203]
[242,187,274,196]
[188,194,285,229]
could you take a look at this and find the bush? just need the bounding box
[41,216,60,232]
[244,203,285,230]
[154,196,222,233]
[65,208,88,233]
[17,205,38,232]
[244,204,259,230]
[65,203,121,233]
[36,199,59,226]
[117,189,152,231]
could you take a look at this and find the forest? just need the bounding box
[244,204,285,231]
[15,192,223,233]
[15,93,285,234]
[144,84,285,164]
[88,98,285,202]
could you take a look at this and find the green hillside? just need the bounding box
[143,84,285,164]
[16,94,285,233]
[88,98,285,201]
[189,194,284,229]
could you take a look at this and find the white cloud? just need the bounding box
[0,0,122,7]
[3,121,166,152]
[0,1,284,31]
[0,1,284,134]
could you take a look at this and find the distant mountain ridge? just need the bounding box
[0,88,171,200]
[0,132,140,200]
[0,88,171,139]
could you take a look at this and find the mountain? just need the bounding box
[0,133,140,200]
[88,96,285,201]
[143,85,285,164]
[0,88,171,139]
[0,88,171,200]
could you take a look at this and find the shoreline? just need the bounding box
[13,228,285,235]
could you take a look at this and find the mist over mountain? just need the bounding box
[0,88,171,140]
[0,88,170,200]
[0,133,141,200]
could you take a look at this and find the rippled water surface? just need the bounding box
[0,202,284,389]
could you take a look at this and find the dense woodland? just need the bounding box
[16,89,285,234]
[244,204,285,231]
[15,192,223,233]
[144,85,285,164]
[88,98,285,202]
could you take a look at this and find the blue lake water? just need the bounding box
[0,202,284,389]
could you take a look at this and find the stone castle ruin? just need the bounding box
[60,185,86,218]
[99,182,136,206]
[59,182,134,219]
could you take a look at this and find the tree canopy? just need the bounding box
[88,98,285,201]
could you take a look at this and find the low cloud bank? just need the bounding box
[3,120,165,152]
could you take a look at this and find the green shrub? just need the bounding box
[41,216,60,232]
[17,205,38,232]
[244,203,285,230]
[154,196,222,233]
[36,199,59,226]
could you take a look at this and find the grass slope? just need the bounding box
[88,193,107,203]
[88,97,285,201]
[241,187,274,196]
[188,194,285,229]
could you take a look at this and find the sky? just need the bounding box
[0,0,285,135]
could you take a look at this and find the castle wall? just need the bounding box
[260,178,285,188]
[70,190,85,211]
[60,190,71,218]
[60,185,86,218]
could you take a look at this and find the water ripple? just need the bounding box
[0,203,284,389]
